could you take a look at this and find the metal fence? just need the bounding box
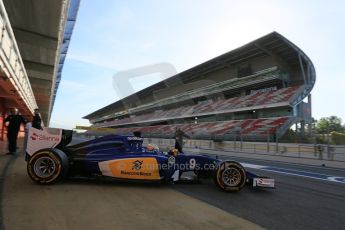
[144,138,345,162]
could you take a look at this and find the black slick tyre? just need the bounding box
[27,148,68,185]
[214,161,246,192]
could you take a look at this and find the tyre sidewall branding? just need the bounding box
[215,161,246,192]
[27,151,62,184]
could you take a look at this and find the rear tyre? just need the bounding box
[214,161,246,192]
[27,149,68,185]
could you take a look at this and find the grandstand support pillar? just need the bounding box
[308,94,312,135]
[301,120,305,135]
[298,54,308,85]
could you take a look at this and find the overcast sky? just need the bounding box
[50,0,345,129]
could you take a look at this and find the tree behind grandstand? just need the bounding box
[316,116,345,134]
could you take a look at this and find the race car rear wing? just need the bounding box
[26,127,73,157]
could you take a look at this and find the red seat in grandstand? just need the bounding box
[111,117,291,139]
[95,86,300,129]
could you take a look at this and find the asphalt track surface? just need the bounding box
[175,154,345,230]
[1,150,344,230]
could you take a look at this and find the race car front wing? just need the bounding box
[252,177,275,188]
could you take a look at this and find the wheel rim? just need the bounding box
[221,167,241,186]
[33,157,56,178]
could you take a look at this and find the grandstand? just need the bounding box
[84,32,315,142]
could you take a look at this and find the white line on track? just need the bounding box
[241,162,345,184]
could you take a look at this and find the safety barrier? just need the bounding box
[144,138,345,162]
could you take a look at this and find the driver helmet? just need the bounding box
[147,144,155,151]
[168,148,179,156]
[147,144,159,152]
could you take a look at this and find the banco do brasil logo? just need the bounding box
[132,160,143,170]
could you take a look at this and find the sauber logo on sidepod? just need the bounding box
[132,160,143,170]
[30,133,60,142]
[101,158,160,179]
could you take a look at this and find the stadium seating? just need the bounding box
[97,86,301,127]
[110,117,291,139]
[126,66,281,115]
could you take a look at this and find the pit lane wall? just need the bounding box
[143,138,345,162]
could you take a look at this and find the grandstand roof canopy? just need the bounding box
[84,31,315,120]
[3,0,80,124]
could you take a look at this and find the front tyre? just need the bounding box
[27,149,68,185]
[214,161,246,192]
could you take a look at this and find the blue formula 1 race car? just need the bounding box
[25,127,275,192]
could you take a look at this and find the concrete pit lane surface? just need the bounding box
[2,142,345,230]
[1,155,264,230]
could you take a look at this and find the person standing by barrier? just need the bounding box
[174,127,190,153]
[32,108,42,130]
[3,108,26,155]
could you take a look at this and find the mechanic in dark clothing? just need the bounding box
[32,108,42,130]
[174,128,190,153]
[4,108,26,154]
